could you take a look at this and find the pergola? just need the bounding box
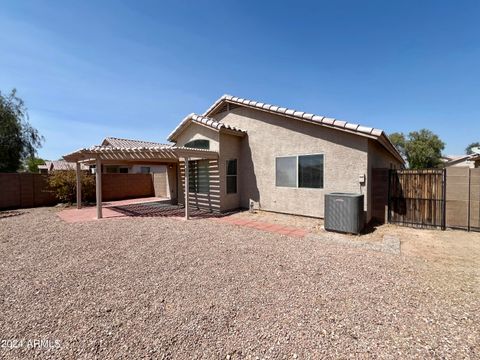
[63,145,219,220]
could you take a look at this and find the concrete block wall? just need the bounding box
[0,173,57,209]
[101,174,155,201]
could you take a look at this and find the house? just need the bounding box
[96,137,173,174]
[441,154,480,168]
[38,160,89,174]
[64,95,404,221]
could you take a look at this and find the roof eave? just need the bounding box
[205,95,405,164]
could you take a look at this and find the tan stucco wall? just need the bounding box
[366,140,403,221]
[174,123,221,211]
[175,122,219,151]
[219,133,242,211]
[215,107,370,218]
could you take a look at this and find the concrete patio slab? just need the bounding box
[57,197,168,223]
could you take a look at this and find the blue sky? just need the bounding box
[1,0,479,160]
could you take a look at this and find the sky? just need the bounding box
[1,0,479,160]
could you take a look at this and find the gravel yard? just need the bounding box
[0,208,478,359]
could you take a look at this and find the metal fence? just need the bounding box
[388,169,446,229]
[387,168,480,231]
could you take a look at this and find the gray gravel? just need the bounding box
[0,208,478,359]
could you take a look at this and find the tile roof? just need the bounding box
[167,113,246,142]
[203,94,404,163]
[102,137,171,148]
[46,160,89,171]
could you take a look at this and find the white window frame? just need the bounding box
[275,153,325,189]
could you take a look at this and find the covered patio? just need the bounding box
[63,145,219,220]
[57,197,224,223]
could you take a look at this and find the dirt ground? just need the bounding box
[232,210,480,272]
[0,207,478,359]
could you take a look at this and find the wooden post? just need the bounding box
[96,158,102,219]
[184,157,189,220]
[76,162,82,209]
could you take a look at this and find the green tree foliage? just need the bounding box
[0,89,44,172]
[389,132,407,159]
[24,157,46,173]
[465,142,480,155]
[48,170,95,204]
[389,129,445,169]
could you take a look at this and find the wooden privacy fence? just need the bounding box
[379,168,480,231]
[388,169,446,229]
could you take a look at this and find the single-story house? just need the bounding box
[38,160,89,174]
[64,95,404,221]
[441,154,480,168]
[95,137,173,174]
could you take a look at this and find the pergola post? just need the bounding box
[184,157,189,220]
[76,162,82,209]
[95,158,103,219]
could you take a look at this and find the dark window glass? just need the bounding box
[119,167,129,173]
[184,139,210,150]
[140,167,150,174]
[226,159,237,194]
[227,159,237,175]
[298,154,323,188]
[188,160,209,194]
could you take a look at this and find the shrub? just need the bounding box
[48,170,95,204]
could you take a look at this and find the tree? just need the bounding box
[465,142,480,155]
[0,89,44,172]
[389,129,445,169]
[48,170,95,204]
[24,157,46,173]
[389,132,407,159]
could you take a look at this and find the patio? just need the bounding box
[57,197,222,223]
[63,144,219,220]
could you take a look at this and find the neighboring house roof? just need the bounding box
[443,154,480,167]
[202,94,405,164]
[102,137,171,148]
[167,113,247,141]
[440,155,469,163]
[45,160,89,171]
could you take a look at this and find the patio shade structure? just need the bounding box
[63,145,219,220]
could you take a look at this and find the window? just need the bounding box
[298,155,323,188]
[276,156,297,187]
[275,154,324,189]
[226,159,237,194]
[119,167,129,173]
[188,160,209,194]
[184,139,210,150]
[140,166,151,174]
